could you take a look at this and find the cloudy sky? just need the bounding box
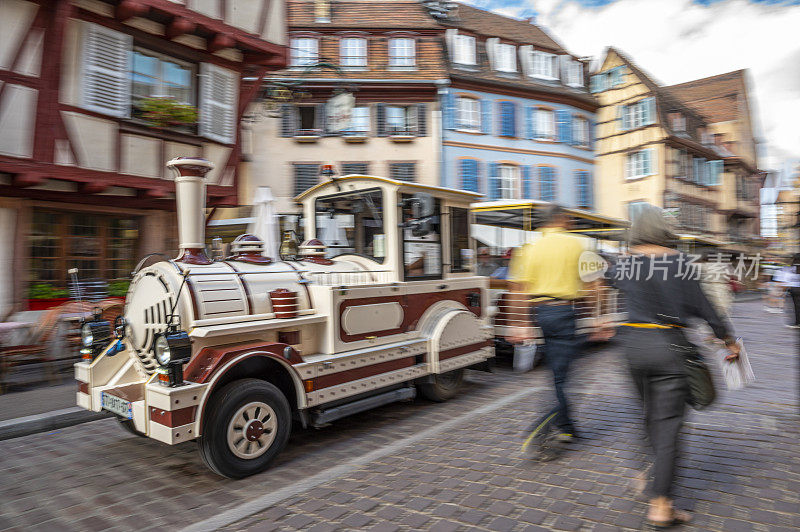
[463,0,800,176]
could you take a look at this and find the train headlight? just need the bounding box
[153,330,192,387]
[80,320,112,358]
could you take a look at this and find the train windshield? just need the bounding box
[315,188,386,262]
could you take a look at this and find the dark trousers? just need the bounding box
[620,328,689,497]
[533,304,579,434]
[789,287,800,326]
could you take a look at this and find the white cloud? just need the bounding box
[468,0,800,171]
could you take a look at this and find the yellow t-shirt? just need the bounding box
[509,227,585,300]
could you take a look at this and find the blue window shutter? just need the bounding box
[556,110,568,143]
[488,162,500,200]
[588,119,595,151]
[709,160,723,185]
[481,99,492,134]
[589,75,599,93]
[566,112,574,145]
[509,102,517,137]
[444,92,456,130]
[460,159,474,192]
[525,106,534,139]
[500,102,515,136]
[522,165,533,199]
[645,97,656,125]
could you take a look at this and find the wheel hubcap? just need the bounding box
[227,401,277,459]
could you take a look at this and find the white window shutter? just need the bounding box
[647,148,657,175]
[519,45,532,77]
[445,29,457,62]
[81,23,132,118]
[199,63,238,144]
[486,38,499,70]
[558,55,570,83]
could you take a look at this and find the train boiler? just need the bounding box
[74,157,494,478]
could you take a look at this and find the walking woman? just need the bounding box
[610,205,740,527]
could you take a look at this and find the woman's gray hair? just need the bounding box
[628,204,677,246]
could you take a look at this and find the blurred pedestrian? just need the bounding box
[774,254,800,328]
[698,250,734,321]
[508,205,586,445]
[760,265,783,314]
[610,205,740,528]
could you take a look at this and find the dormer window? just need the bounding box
[563,58,584,87]
[454,34,476,65]
[290,37,318,67]
[531,51,557,79]
[670,113,686,132]
[340,37,367,67]
[495,43,516,73]
[389,38,415,68]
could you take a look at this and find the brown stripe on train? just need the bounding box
[77,381,88,394]
[437,340,492,361]
[311,356,416,390]
[149,406,198,428]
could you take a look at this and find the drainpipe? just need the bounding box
[436,79,450,188]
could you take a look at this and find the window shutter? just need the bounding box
[294,164,319,196]
[445,29,457,61]
[519,45,532,77]
[417,103,427,136]
[376,103,387,136]
[318,102,328,135]
[617,106,625,131]
[460,159,478,193]
[589,75,599,93]
[522,165,533,199]
[558,55,570,83]
[709,159,723,185]
[500,102,515,136]
[588,119,595,150]
[525,106,534,139]
[488,162,500,200]
[443,92,456,130]
[556,110,569,143]
[481,99,492,134]
[645,97,656,125]
[81,23,132,118]
[486,38,499,70]
[280,105,295,137]
[199,63,238,144]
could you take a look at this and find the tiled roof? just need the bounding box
[449,3,565,53]
[288,0,442,29]
[664,70,747,124]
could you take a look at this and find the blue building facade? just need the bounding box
[441,89,595,209]
[435,3,598,210]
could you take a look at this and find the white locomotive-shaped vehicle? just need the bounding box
[75,158,493,478]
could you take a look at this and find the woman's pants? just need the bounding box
[620,328,689,497]
[789,287,800,326]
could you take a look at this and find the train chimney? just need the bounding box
[166,157,215,265]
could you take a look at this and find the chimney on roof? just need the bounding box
[420,0,456,20]
[315,0,331,23]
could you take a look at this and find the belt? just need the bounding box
[621,322,683,329]
[530,297,573,306]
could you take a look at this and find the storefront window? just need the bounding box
[29,210,140,288]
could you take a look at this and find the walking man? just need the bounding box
[508,205,587,452]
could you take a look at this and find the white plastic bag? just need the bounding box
[514,342,537,373]
[719,338,755,390]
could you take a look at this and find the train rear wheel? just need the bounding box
[419,368,464,402]
[198,378,291,479]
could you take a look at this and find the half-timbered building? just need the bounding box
[0,0,286,315]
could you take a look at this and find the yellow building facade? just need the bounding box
[591,49,763,248]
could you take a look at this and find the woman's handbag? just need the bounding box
[661,325,717,409]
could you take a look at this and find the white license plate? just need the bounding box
[102,392,132,419]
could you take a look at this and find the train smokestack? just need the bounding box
[166,157,215,265]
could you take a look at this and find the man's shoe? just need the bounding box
[555,433,574,443]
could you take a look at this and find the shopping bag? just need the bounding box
[514,342,537,373]
[719,338,755,390]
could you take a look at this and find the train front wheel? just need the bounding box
[419,368,464,402]
[198,378,291,479]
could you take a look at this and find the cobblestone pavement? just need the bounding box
[1,301,798,531]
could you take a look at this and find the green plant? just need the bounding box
[140,97,199,129]
[108,280,131,298]
[28,283,69,299]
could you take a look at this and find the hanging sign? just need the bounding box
[327,92,355,132]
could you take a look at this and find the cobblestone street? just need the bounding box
[1,300,798,531]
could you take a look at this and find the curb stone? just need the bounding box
[0,407,111,441]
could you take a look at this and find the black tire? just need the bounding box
[117,417,146,437]
[418,369,464,402]
[198,378,291,479]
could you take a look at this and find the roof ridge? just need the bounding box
[664,69,746,90]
